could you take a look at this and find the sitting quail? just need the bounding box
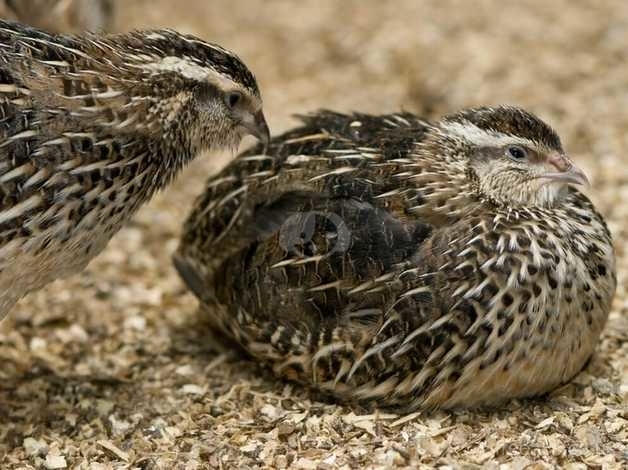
[0,20,269,321]
[175,106,616,410]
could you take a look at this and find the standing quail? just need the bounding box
[0,20,269,321]
[175,106,616,410]
[1,0,114,33]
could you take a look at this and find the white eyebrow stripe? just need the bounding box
[174,32,232,55]
[142,56,239,90]
[144,56,214,80]
[441,121,537,148]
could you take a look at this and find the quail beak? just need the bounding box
[540,152,590,186]
[241,110,270,146]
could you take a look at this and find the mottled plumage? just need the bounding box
[0,20,268,320]
[175,107,615,410]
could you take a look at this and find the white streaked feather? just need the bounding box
[0,195,42,225]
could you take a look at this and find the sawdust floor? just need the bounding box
[1,1,627,468]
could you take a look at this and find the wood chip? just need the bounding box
[97,440,130,462]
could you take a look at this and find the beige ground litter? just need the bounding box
[0,1,626,468]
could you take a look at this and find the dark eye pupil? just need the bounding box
[228,92,241,108]
[508,146,526,160]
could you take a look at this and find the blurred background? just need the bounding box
[1,1,626,467]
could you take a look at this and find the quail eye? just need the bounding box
[226,91,242,109]
[506,145,528,162]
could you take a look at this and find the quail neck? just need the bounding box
[0,20,268,321]
[175,106,615,410]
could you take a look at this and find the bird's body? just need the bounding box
[175,107,616,410]
[0,20,268,320]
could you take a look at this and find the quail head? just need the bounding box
[0,20,269,321]
[175,106,615,410]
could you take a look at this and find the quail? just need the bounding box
[175,106,616,410]
[1,0,114,33]
[0,20,269,321]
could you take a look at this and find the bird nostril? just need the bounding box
[547,153,572,172]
